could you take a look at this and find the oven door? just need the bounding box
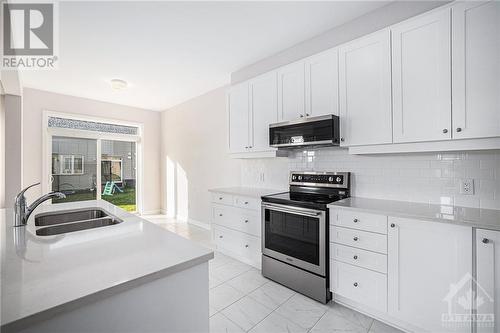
[262,202,326,276]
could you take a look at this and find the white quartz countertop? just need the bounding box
[1,200,213,329]
[209,186,286,198]
[329,197,500,231]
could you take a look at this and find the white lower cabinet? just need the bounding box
[475,229,500,333]
[330,208,474,332]
[387,217,472,333]
[211,192,261,267]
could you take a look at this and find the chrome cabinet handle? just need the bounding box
[245,244,249,248]
[443,129,448,134]
[353,236,359,241]
[456,127,462,132]
[390,223,395,228]
[306,113,310,116]
[353,282,358,287]
[219,235,223,239]
[299,114,304,118]
[244,220,249,223]
[353,218,359,223]
[219,197,223,200]
[482,238,490,244]
[353,255,358,260]
[219,214,223,217]
[244,201,248,205]
[340,137,345,142]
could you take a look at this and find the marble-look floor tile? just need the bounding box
[221,296,274,331]
[210,261,252,282]
[310,310,367,333]
[248,312,307,333]
[275,293,328,330]
[248,281,295,310]
[369,320,404,333]
[209,274,224,289]
[209,283,245,312]
[328,302,374,330]
[209,306,218,317]
[210,313,245,333]
[227,269,268,294]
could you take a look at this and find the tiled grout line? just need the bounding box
[242,289,297,332]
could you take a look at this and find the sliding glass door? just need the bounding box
[100,139,137,212]
[49,137,138,212]
[51,136,98,203]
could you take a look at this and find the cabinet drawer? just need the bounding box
[212,205,261,237]
[331,209,387,234]
[213,225,261,265]
[330,226,387,254]
[234,196,261,211]
[330,243,387,273]
[331,260,387,312]
[211,192,234,205]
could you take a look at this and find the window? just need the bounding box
[52,154,85,175]
[101,157,123,183]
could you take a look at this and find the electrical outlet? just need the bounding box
[460,179,475,195]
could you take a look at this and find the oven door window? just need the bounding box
[264,209,320,265]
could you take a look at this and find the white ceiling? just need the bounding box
[20,1,390,111]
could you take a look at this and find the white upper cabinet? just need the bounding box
[392,8,452,143]
[304,48,339,118]
[227,83,249,153]
[452,1,500,140]
[339,29,392,146]
[476,229,500,333]
[388,217,472,333]
[277,61,305,122]
[249,72,278,152]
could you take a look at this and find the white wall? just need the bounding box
[22,88,162,214]
[160,87,241,224]
[0,94,4,208]
[4,94,23,208]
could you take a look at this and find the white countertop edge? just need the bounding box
[208,187,286,198]
[2,250,213,332]
[328,197,500,231]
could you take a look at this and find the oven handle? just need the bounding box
[262,203,323,218]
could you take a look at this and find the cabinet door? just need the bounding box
[392,9,452,143]
[304,48,339,117]
[227,83,249,153]
[388,217,472,332]
[277,61,305,121]
[249,72,278,152]
[339,29,392,146]
[452,2,500,140]
[476,229,500,333]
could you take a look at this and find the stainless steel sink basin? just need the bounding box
[35,208,110,226]
[36,217,123,236]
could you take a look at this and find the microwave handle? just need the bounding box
[262,203,322,218]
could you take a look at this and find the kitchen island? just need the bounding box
[1,200,214,333]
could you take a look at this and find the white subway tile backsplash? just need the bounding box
[240,148,500,210]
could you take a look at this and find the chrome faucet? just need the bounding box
[14,183,66,227]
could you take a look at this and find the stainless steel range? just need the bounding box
[261,171,350,303]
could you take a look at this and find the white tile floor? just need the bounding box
[144,215,403,333]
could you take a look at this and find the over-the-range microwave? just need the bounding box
[269,114,340,149]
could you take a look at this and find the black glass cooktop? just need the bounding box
[261,191,347,210]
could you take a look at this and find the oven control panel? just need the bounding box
[290,172,349,188]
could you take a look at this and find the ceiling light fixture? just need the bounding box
[110,79,128,91]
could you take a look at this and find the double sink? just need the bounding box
[35,208,123,236]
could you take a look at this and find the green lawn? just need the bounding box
[53,187,137,212]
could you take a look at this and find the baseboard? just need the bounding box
[142,209,161,215]
[188,218,210,230]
